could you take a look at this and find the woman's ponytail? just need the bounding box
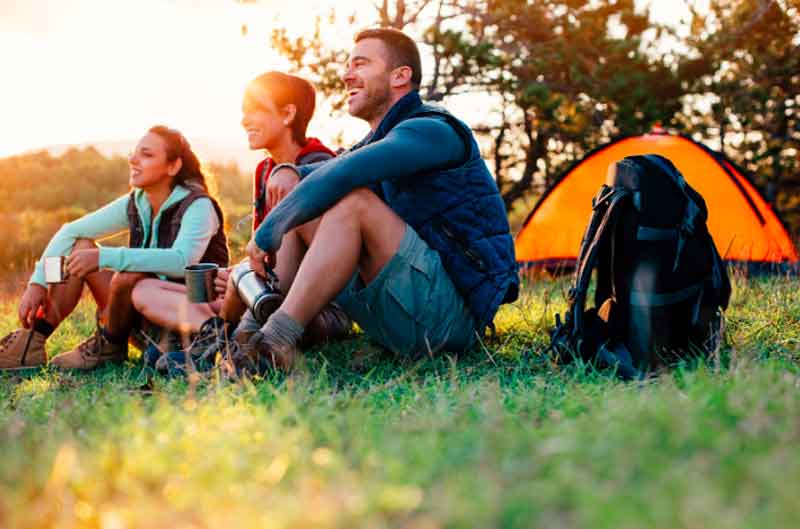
[148,125,209,192]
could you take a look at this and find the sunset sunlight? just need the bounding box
[1,1,798,528]
[1,0,694,162]
[0,0,367,162]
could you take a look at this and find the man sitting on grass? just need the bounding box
[228,27,519,374]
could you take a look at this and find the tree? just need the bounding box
[268,1,691,212]
[680,0,800,231]
[428,0,687,206]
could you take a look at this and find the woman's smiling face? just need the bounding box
[241,84,289,151]
[128,132,180,189]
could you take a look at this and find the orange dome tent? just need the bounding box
[515,133,798,270]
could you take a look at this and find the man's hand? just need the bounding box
[18,283,47,328]
[267,166,300,209]
[246,238,275,278]
[65,249,100,279]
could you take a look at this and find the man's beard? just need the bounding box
[350,80,392,124]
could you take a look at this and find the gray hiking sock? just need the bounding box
[260,310,304,348]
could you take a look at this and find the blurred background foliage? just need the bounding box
[0,148,252,278]
[271,0,799,227]
[0,0,797,278]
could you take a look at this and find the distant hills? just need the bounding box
[20,138,265,171]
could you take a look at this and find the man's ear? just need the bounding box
[168,157,183,178]
[282,104,297,126]
[390,65,413,88]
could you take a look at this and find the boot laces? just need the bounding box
[0,330,22,352]
[0,329,39,353]
[77,333,105,358]
[186,320,228,360]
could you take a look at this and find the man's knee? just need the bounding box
[293,218,320,247]
[327,188,378,221]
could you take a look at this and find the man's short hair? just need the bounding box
[355,27,422,88]
[249,71,316,144]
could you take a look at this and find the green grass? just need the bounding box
[1,275,798,529]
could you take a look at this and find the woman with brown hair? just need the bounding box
[130,71,350,375]
[0,125,228,370]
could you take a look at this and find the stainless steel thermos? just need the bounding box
[231,261,283,324]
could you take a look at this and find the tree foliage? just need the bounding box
[680,0,800,229]
[0,149,252,275]
[267,0,800,237]
[269,1,688,207]
[422,0,687,205]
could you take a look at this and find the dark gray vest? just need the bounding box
[127,188,229,270]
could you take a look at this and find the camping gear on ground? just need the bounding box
[549,154,731,379]
[230,261,283,324]
[44,256,68,283]
[516,132,798,271]
[184,263,219,303]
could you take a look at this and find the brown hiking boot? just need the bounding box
[220,330,299,378]
[0,328,47,370]
[301,303,353,347]
[49,329,127,370]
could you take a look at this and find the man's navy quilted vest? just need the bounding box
[352,91,519,331]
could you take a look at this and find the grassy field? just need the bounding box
[0,274,798,529]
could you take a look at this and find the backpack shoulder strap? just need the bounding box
[297,150,334,165]
[550,184,632,362]
[567,184,632,337]
[253,161,272,220]
[641,154,707,271]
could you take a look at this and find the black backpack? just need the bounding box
[549,154,731,379]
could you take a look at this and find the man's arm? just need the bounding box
[254,117,466,252]
[267,152,335,210]
[272,158,331,181]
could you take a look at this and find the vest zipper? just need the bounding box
[440,222,487,271]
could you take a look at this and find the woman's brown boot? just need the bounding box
[0,329,47,370]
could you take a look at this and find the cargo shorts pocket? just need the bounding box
[380,257,438,356]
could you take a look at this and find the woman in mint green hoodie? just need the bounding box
[0,126,228,371]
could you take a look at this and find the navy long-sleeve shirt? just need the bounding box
[254,116,467,252]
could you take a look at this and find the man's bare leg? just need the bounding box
[273,218,320,295]
[216,218,318,325]
[222,217,321,324]
[280,188,406,326]
[234,189,404,372]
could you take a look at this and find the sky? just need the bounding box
[0,0,367,164]
[0,0,696,164]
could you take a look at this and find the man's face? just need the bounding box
[342,38,393,123]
